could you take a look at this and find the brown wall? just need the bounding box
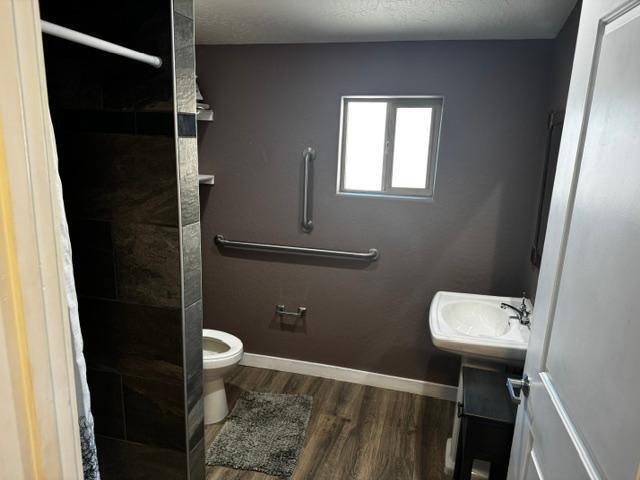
[525,3,581,298]
[196,40,554,386]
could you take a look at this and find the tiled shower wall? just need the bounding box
[41,0,203,478]
[174,1,206,478]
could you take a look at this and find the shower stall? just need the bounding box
[40,0,204,477]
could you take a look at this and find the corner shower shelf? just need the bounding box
[198,174,215,185]
[196,102,213,122]
[197,109,213,122]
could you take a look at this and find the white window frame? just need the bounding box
[337,95,443,199]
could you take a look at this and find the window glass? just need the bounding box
[391,107,432,189]
[338,97,442,198]
[343,102,387,192]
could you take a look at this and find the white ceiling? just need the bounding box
[195,0,578,45]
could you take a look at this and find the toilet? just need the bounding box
[202,329,243,424]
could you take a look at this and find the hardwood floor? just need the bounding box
[205,366,455,480]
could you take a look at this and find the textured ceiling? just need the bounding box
[195,0,578,45]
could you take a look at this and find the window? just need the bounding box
[338,96,443,198]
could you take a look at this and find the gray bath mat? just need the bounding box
[206,391,313,478]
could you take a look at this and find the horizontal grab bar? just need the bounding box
[214,235,379,261]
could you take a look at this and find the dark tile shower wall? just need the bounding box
[41,0,203,478]
[174,2,206,478]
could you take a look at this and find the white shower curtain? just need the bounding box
[48,113,100,480]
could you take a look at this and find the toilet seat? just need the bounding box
[203,329,243,369]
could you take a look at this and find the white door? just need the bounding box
[507,1,640,479]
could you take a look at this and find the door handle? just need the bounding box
[506,375,530,405]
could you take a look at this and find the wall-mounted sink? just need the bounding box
[429,291,530,362]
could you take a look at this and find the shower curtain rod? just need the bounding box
[41,20,162,68]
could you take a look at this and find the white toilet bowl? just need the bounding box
[203,329,243,424]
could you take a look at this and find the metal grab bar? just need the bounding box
[302,147,315,232]
[215,235,379,261]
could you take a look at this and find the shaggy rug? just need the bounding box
[206,391,313,478]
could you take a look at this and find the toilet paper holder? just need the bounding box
[276,304,307,318]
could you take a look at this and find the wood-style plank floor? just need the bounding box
[205,366,455,480]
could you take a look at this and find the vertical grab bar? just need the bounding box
[531,110,564,267]
[302,147,315,232]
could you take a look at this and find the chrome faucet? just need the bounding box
[501,292,531,326]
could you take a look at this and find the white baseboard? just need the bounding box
[240,353,458,402]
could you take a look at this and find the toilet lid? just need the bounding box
[203,329,243,361]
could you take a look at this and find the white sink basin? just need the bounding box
[429,291,530,362]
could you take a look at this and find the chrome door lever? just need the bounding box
[507,375,530,405]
